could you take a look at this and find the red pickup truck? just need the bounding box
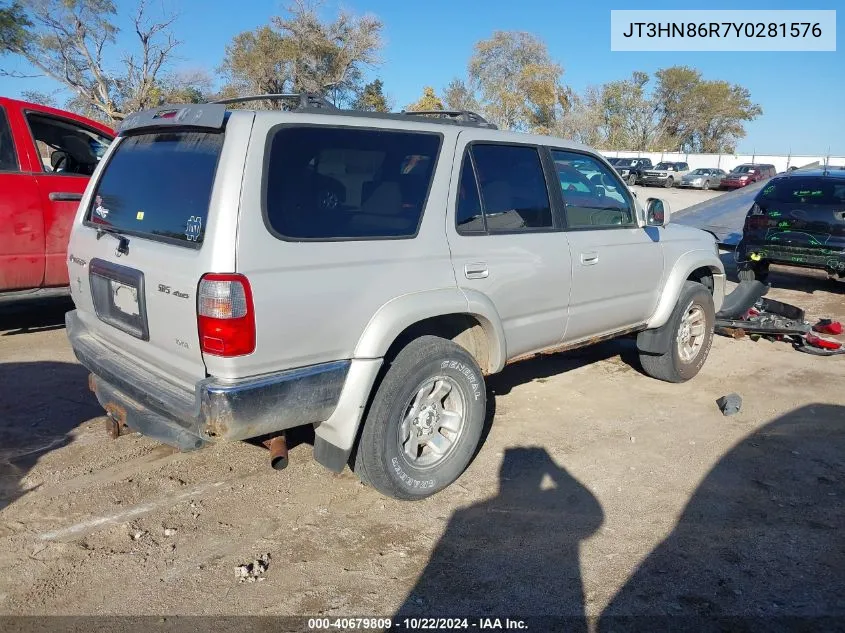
[0,97,114,301]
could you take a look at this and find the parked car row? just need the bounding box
[606,156,777,190]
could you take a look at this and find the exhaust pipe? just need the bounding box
[262,434,289,470]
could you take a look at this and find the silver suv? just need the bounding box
[65,95,725,500]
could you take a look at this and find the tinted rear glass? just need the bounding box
[264,126,441,240]
[86,131,223,246]
[758,177,845,205]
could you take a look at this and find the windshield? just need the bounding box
[758,177,845,205]
[690,169,709,175]
[732,165,754,173]
[654,162,673,170]
[616,159,635,167]
[86,131,223,246]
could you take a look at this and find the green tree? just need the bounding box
[405,86,444,112]
[652,66,761,152]
[467,31,569,132]
[443,78,479,112]
[0,0,184,121]
[0,1,29,72]
[221,0,383,108]
[353,78,389,112]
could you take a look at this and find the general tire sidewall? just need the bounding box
[377,353,486,498]
[671,288,715,381]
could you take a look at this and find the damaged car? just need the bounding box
[737,168,845,282]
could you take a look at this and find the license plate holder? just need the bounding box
[89,258,149,340]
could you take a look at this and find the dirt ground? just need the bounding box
[1,253,843,626]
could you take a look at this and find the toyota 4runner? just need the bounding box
[65,95,725,500]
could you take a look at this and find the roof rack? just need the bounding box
[211,93,338,110]
[400,109,497,129]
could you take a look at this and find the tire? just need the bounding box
[702,180,710,191]
[737,267,756,282]
[664,176,674,188]
[353,336,486,500]
[627,174,637,186]
[738,263,769,283]
[639,281,715,383]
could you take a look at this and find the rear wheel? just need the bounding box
[664,176,674,188]
[639,282,715,383]
[353,336,486,500]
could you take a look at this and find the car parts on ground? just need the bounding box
[714,281,844,355]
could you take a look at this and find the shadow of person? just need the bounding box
[396,447,603,629]
[599,404,845,631]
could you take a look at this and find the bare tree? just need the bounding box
[0,0,183,121]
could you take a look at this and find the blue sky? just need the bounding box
[1,0,841,154]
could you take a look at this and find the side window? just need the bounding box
[25,112,112,176]
[0,106,18,172]
[471,144,553,232]
[551,150,635,229]
[455,153,485,233]
[264,126,441,240]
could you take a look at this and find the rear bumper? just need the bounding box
[738,242,845,273]
[66,310,350,450]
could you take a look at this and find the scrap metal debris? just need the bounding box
[235,553,271,583]
[715,281,844,355]
[717,393,743,416]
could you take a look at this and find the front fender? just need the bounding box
[647,250,725,329]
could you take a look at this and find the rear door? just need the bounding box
[0,103,44,291]
[446,135,572,358]
[23,110,113,287]
[68,107,252,388]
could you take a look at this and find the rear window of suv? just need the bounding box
[758,177,845,205]
[263,126,441,240]
[86,131,223,246]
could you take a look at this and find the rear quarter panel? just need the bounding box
[223,113,461,380]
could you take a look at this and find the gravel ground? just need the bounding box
[1,189,843,624]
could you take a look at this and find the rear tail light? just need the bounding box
[197,273,255,357]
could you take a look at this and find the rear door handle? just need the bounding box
[49,192,83,202]
[464,263,489,279]
[580,251,599,265]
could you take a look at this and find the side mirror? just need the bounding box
[646,197,671,227]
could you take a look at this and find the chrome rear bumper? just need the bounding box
[66,310,350,450]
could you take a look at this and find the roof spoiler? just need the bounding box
[117,104,228,134]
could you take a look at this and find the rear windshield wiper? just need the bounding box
[96,226,130,256]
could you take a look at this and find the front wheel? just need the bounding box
[353,336,487,500]
[639,281,715,383]
[627,174,637,186]
[664,176,674,188]
[702,180,710,191]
